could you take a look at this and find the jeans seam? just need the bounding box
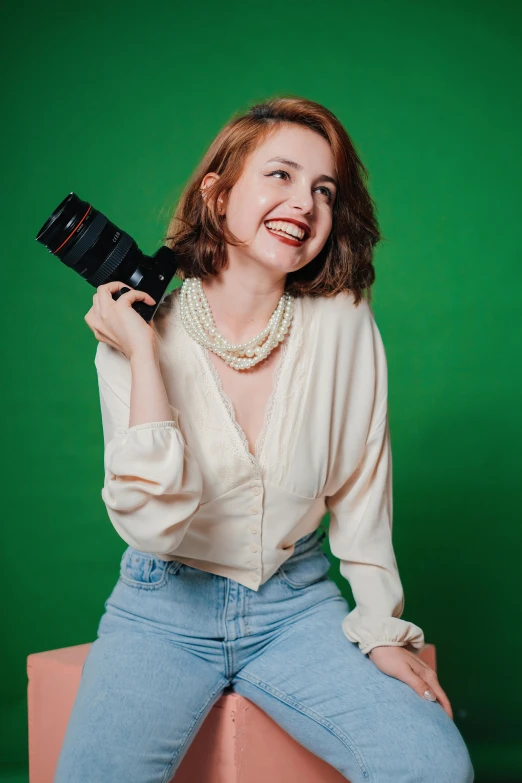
[235,671,370,780]
[161,676,229,783]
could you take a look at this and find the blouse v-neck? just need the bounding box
[194,294,302,470]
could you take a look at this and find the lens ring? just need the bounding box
[87,232,135,287]
[62,211,108,267]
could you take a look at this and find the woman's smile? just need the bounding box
[264,222,309,247]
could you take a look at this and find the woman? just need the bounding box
[55,97,474,782]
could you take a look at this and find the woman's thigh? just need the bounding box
[232,588,474,783]
[54,630,228,783]
[54,552,230,783]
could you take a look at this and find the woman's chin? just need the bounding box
[254,247,311,272]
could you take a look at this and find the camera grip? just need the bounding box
[112,286,131,301]
[111,286,156,323]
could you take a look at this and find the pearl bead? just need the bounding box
[179,277,294,371]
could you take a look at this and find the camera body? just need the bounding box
[35,192,179,322]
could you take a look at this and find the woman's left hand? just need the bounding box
[368,646,453,720]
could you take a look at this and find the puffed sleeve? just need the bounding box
[94,341,204,555]
[326,318,425,657]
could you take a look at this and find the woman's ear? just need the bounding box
[200,172,226,215]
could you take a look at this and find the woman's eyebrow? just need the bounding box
[265,156,338,188]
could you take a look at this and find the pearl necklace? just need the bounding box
[179,277,295,370]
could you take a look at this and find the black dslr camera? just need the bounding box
[35,192,178,322]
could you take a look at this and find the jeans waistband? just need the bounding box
[289,528,327,559]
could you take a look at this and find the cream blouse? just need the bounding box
[94,286,425,657]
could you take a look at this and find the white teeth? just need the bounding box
[265,220,306,240]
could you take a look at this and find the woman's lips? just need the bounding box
[264,223,307,247]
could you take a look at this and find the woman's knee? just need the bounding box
[415,745,474,783]
[407,715,475,783]
[450,744,475,783]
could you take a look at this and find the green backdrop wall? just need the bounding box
[2,0,521,780]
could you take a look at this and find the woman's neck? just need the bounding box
[199,271,286,345]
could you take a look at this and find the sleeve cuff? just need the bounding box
[104,420,192,505]
[341,611,425,656]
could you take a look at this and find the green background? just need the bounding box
[1,0,521,780]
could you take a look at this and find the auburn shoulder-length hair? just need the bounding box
[163,96,382,307]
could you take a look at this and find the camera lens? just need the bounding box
[36,192,178,322]
[36,192,144,287]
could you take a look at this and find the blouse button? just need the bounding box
[251,574,260,582]
[250,543,258,553]
[252,486,260,495]
[249,525,258,534]
[251,508,259,515]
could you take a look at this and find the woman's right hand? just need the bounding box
[84,281,158,361]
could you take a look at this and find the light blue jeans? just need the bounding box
[54,530,474,782]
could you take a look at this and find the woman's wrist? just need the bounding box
[129,336,160,368]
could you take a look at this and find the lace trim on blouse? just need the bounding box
[196,297,302,479]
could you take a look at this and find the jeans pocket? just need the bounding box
[278,549,331,589]
[119,546,181,590]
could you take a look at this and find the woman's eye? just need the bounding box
[265,170,333,201]
[317,186,333,200]
[267,169,290,180]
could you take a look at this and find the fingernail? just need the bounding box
[424,690,437,701]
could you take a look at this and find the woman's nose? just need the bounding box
[287,187,314,213]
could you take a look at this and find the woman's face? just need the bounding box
[203,124,337,277]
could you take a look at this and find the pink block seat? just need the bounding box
[27,642,437,782]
